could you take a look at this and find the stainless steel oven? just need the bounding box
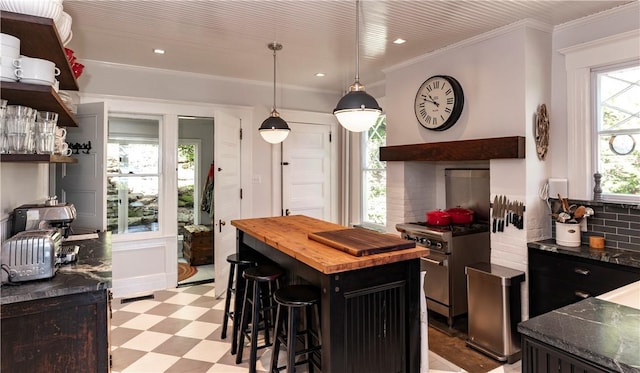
[397,222,490,328]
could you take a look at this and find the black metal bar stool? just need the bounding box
[236,263,284,373]
[270,285,322,373]
[221,253,259,355]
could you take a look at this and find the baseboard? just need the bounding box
[111,273,168,298]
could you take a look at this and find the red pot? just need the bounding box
[445,207,474,224]
[426,210,451,226]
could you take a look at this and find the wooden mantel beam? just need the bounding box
[379,136,525,162]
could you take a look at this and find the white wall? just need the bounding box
[384,21,554,319]
[77,60,342,219]
[382,4,639,318]
[550,3,640,196]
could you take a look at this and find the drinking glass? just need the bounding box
[6,105,35,153]
[0,99,7,154]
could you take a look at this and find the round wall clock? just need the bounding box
[414,75,464,131]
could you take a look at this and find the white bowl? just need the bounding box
[0,44,20,60]
[54,11,72,42]
[0,64,18,82]
[62,30,73,46]
[0,0,63,20]
[0,33,20,49]
[14,56,59,84]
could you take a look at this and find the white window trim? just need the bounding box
[560,30,640,200]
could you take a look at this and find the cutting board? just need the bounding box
[308,228,416,257]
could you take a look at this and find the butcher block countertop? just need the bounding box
[231,215,429,274]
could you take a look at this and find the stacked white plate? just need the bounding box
[58,90,77,114]
[54,11,72,45]
[0,33,20,82]
[0,0,64,20]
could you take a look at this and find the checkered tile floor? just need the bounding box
[111,283,276,373]
[111,283,518,373]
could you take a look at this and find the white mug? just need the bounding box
[55,140,69,154]
[55,126,67,139]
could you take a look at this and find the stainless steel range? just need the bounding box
[397,222,490,327]
[396,168,491,328]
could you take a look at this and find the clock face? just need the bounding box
[414,75,464,131]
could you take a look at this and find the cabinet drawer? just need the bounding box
[528,248,640,317]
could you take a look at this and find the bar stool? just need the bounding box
[221,253,259,355]
[236,263,284,373]
[270,285,322,373]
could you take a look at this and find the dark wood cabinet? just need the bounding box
[1,289,111,373]
[522,336,609,373]
[528,247,640,318]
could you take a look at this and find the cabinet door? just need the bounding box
[1,290,109,373]
[56,102,107,233]
[522,337,608,373]
[528,248,640,317]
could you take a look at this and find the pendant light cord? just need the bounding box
[354,0,360,84]
[272,45,277,111]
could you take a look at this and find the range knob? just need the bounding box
[424,239,432,247]
[436,242,443,250]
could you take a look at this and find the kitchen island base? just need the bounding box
[237,228,422,373]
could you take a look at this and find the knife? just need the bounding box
[518,202,524,229]
[492,195,499,233]
[505,201,510,228]
[498,195,505,232]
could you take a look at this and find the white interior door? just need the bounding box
[282,122,332,220]
[56,102,107,233]
[213,111,242,297]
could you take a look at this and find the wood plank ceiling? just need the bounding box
[62,0,632,93]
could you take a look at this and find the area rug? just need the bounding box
[428,319,502,373]
[178,263,198,282]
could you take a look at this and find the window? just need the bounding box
[106,117,161,234]
[362,116,386,227]
[593,63,640,201]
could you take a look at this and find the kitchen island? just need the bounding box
[518,287,640,372]
[1,232,112,373]
[231,215,429,373]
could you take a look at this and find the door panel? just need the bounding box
[282,122,331,220]
[213,111,242,297]
[57,102,106,233]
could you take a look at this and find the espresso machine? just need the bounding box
[11,202,77,237]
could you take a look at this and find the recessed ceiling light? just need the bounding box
[315,72,326,77]
[153,48,165,54]
[393,38,406,45]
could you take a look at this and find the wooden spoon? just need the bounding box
[574,205,586,219]
[558,193,570,212]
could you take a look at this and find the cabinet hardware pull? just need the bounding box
[574,268,590,275]
[574,290,590,299]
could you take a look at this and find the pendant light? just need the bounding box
[259,42,290,144]
[333,0,382,132]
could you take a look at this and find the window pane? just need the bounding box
[107,176,159,233]
[363,169,387,225]
[106,117,161,234]
[595,64,640,199]
[362,116,386,226]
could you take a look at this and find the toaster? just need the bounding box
[1,229,61,283]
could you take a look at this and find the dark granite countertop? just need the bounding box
[0,232,112,305]
[528,239,640,269]
[518,297,640,372]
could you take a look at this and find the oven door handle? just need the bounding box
[421,257,445,266]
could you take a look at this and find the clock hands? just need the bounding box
[420,95,440,107]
